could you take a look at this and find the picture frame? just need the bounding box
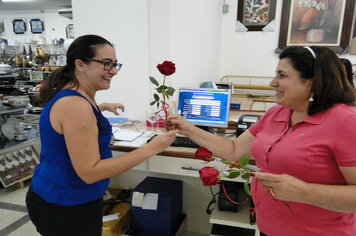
[12,19,26,34]
[0,19,4,36]
[278,0,355,53]
[66,24,74,39]
[30,18,44,34]
[237,0,276,31]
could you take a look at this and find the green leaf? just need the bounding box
[149,76,159,86]
[241,172,250,180]
[153,93,160,101]
[157,85,168,93]
[244,181,251,196]
[150,100,157,106]
[225,169,240,178]
[166,87,175,96]
[238,155,250,167]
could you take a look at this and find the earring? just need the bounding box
[309,93,314,102]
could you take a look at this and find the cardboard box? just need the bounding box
[131,177,183,234]
[102,189,131,236]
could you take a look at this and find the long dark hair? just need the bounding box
[339,58,355,87]
[279,46,355,115]
[39,35,113,104]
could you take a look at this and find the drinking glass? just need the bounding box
[145,108,158,134]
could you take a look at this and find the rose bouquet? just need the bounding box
[149,61,176,127]
[195,146,256,196]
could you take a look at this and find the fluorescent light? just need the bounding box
[2,0,36,2]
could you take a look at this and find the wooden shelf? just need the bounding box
[233,84,273,90]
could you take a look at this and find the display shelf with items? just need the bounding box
[220,74,276,112]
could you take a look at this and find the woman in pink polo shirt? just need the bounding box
[169,46,356,235]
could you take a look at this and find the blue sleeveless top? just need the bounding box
[31,90,113,206]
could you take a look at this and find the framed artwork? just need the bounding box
[66,24,74,39]
[30,18,44,34]
[12,19,26,34]
[237,0,276,31]
[0,19,4,36]
[278,0,355,53]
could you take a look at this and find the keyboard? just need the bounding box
[171,136,199,148]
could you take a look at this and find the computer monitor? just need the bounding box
[176,87,231,128]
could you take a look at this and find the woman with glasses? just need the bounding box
[26,34,178,236]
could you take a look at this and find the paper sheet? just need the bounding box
[102,213,119,222]
[142,193,159,210]
[112,128,144,141]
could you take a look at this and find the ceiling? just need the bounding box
[0,0,71,12]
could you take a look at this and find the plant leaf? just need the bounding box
[241,172,250,180]
[153,93,160,101]
[166,87,175,96]
[244,181,251,196]
[150,100,157,106]
[225,169,240,178]
[157,85,168,93]
[238,155,250,167]
[149,76,159,86]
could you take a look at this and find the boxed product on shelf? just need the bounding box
[130,176,183,234]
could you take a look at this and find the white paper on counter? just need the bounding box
[102,213,119,222]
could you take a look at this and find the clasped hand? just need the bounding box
[253,172,309,203]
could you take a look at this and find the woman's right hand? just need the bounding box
[148,130,178,152]
[167,115,194,136]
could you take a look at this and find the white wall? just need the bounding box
[72,0,150,120]
[72,0,223,121]
[0,10,72,54]
[220,0,356,77]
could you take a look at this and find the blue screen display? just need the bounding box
[177,88,231,128]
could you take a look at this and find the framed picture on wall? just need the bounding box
[278,0,355,53]
[66,24,74,39]
[12,19,27,34]
[237,0,277,31]
[30,18,45,34]
[0,19,4,36]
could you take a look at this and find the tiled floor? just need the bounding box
[0,182,39,236]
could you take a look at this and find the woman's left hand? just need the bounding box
[99,102,125,115]
[253,172,309,203]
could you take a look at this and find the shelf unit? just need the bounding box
[209,183,260,235]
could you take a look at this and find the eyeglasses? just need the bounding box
[86,58,122,72]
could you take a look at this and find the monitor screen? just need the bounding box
[176,87,231,128]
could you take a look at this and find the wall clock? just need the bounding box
[30,19,44,34]
[12,19,26,34]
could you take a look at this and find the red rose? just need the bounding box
[194,147,214,162]
[199,166,220,186]
[157,61,176,76]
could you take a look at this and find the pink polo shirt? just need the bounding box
[249,104,356,236]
